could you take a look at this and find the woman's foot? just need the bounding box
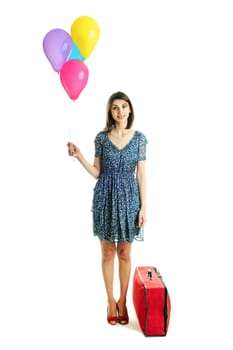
[107,301,118,325]
[117,301,129,325]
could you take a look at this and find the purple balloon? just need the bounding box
[43,28,73,72]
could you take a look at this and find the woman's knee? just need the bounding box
[117,243,132,261]
[101,241,116,261]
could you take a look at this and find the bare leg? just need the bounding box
[100,240,117,324]
[117,242,132,324]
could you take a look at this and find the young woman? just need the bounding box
[67,91,148,325]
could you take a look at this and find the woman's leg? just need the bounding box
[100,240,117,324]
[117,242,132,323]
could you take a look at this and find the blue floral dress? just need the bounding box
[92,130,148,242]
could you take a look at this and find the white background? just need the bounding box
[0,0,233,349]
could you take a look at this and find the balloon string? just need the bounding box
[69,111,75,162]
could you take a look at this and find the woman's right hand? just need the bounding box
[67,142,79,156]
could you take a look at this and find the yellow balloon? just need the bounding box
[71,16,100,59]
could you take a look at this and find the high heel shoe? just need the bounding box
[107,305,118,325]
[116,302,129,325]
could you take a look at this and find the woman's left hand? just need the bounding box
[137,209,146,228]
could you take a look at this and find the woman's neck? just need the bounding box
[112,125,130,136]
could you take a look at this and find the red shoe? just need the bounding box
[116,302,129,325]
[107,306,118,325]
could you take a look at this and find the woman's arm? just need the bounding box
[67,142,101,179]
[136,160,147,227]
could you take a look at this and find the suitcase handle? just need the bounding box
[147,268,152,280]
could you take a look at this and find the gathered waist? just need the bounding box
[101,170,135,177]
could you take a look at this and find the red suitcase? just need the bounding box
[132,266,171,336]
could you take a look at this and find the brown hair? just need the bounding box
[104,91,135,133]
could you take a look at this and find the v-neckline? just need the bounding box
[107,131,136,151]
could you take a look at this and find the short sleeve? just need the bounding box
[94,131,104,157]
[138,132,148,160]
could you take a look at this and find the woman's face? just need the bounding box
[110,99,131,126]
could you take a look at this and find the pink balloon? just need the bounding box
[43,28,73,72]
[60,59,89,100]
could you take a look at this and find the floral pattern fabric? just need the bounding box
[92,130,148,242]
